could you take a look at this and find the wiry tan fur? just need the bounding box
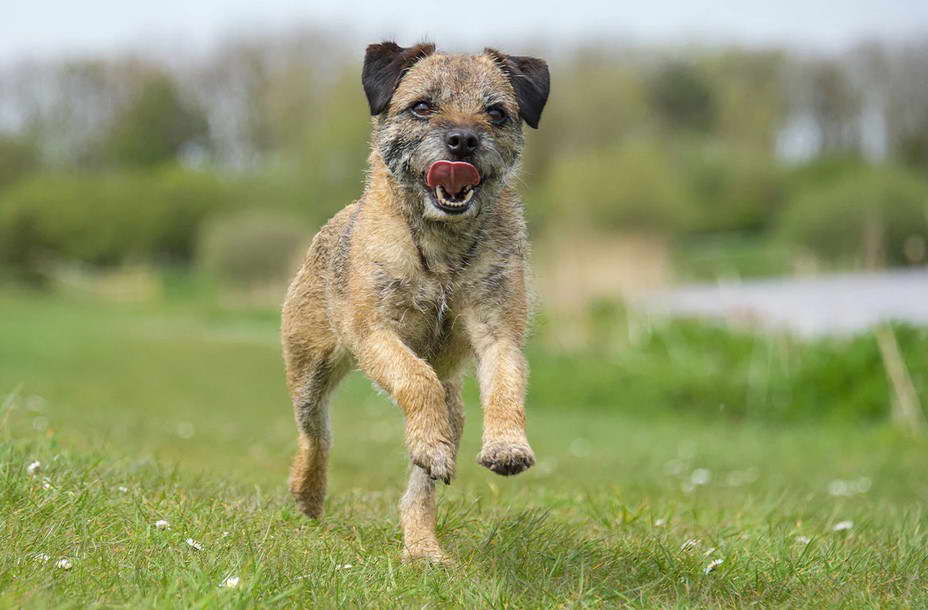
[281,44,547,563]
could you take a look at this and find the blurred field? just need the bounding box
[3,289,928,607]
[3,35,928,299]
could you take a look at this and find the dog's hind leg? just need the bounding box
[400,376,464,564]
[285,349,348,519]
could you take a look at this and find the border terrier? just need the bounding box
[281,41,550,562]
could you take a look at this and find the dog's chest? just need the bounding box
[375,267,462,353]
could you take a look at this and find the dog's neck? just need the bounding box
[365,153,489,276]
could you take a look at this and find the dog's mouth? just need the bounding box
[424,160,481,214]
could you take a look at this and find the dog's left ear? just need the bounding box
[362,41,436,115]
[485,49,550,129]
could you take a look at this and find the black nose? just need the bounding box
[445,129,479,157]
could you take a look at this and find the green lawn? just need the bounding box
[2,291,927,607]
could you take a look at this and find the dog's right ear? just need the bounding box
[362,41,435,116]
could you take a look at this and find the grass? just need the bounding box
[2,289,928,607]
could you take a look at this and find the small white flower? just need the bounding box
[222,531,230,537]
[832,520,854,532]
[56,558,72,570]
[33,553,50,563]
[41,478,53,490]
[155,520,170,530]
[176,422,195,439]
[690,468,711,486]
[680,538,699,552]
[185,538,203,550]
[335,564,353,570]
[117,486,129,493]
[795,535,811,545]
[703,547,717,557]
[828,477,872,496]
[27,461,42,476]
[220,576,240,589]
[704,558,724,574]
[654,518,667,527]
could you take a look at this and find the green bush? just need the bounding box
[0,135,38,191]
[677,143,786,233]
[544,138,693,233]
[0,168,231,276]
[777,165,928,266]
[197,210,310,291]
[526,312,928,423]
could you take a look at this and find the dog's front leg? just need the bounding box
[356,329,456,483]
[470,331,536,476]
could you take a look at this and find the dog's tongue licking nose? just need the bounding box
[426,161,480,196]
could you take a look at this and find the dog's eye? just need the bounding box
[486,106,507,125]
[410,101,434,119]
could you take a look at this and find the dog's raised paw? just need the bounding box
[478,440,535,476]
[410,442,456,484]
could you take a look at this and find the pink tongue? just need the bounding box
[426,161,480,196]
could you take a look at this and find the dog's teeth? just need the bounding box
[433,185,474,210]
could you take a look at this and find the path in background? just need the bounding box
[641,267,928,336]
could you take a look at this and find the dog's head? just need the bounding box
[362,42,549,221]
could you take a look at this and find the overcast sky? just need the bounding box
[4,0,928,61]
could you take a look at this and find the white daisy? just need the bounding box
[654,518,667,527]
[690,468,711,486]
[795,535,811,545]
[185,538,203,550]
[26,461,42,476]
[704,558,724,574]
[33,553,50,563]
[220,576,240,589]
[155,520,170,530]
[832,520,854,532]
[680,538,700,552]
[56,558,72,570]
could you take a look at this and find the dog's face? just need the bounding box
[362,43,549,222]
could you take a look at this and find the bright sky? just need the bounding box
[4,0,928,60]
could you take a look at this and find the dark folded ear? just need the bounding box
[485,49,550,129]
[362,41,435,115]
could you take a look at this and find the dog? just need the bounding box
[281,41,549,563]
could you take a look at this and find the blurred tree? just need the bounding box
[808,59,861,155]
[705,49,786,155]
[193,28,341,168]
[649,61,717,133]
[101,72,209,167]
[525,48,648,185]
[5,60,116,167]
[886,44,928,172]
